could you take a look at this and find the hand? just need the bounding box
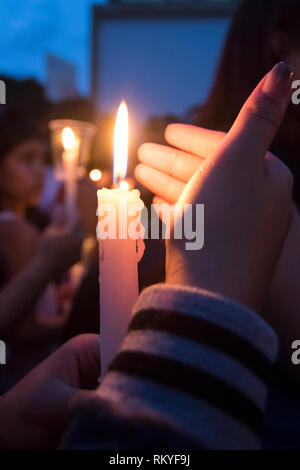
[136,62,294,312]
[136,126,223,203]
[137,68,300,380]
[138,122,300,380]
[0,334,100,449]
[35,213,85,279]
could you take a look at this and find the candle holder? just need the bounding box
[49,119,97,180]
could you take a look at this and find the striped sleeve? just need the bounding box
[96,284,278,450]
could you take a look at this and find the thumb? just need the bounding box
[225,62,293,162]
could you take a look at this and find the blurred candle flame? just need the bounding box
[90,169,102,182]
[113,101,128,185]
[62,127,76,150]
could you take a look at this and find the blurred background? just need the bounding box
[0,0,239,172]
[2,2,300,432]
[0,0,243,391]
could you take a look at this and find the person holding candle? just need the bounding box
[135,0,300,449]
[136,18,300,383]
[0,63,294,450]
[190,0,300,383]
[0,113,85,391]
[135,2,300,449]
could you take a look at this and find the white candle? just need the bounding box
[62,127,79,223]
[97,102,145,381]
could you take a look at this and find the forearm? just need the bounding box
[64,284,278,450]
[0,256,52,337]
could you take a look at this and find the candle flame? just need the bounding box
[62,127,76,150]
[114,101,128,184]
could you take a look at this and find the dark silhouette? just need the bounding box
[193,0,300,204]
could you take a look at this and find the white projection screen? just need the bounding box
[92,2,236,131]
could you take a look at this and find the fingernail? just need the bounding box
[262,62,294,98]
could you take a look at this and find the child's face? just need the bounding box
[0,139,46,207]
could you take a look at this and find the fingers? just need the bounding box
[165,124,225,157]
[153,196,169,206]
[136,120,226,200]
[66,334,100,390]
[138,143,202,183]
[226,62,293,163]
[135,164,184,204]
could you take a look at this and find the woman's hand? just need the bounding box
[136,126,224,204]
[136,62,294,312]
[0,213,84,339]
[0,334,100,449]
[35,213,85,280]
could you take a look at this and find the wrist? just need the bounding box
[30,253,56,282]
[166,251,200,289]
[166,250,261,312]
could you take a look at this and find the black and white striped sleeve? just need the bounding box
[96,284,278,450]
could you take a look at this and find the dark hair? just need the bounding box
[193,0,300,204]
[0,76,50,122]
[50,97,99,124]
[0,112,46,163]
[195,0,300,133]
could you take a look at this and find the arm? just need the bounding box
[0,334,100,449]
[0,220,50,338]
[0,285,278,450]
[136,92,300,380]
[63,284,278,450]
[0,217,84,339]
[0,255,54,339]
